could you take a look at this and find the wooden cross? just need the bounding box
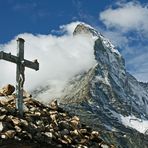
[0,38,39,116]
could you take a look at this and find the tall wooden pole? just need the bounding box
[16,38,25,117]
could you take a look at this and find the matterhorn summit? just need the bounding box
[58,23,148,148]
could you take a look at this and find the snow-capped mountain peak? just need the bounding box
[73,23,100,37]
[73,23,121,56]
[59,23,148,147]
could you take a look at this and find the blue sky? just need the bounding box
[0,0,113,43]
[0,0,148,82]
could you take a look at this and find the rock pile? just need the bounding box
[0,86,115,148]
[0,84,15,96]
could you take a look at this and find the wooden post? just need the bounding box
[16,38,25,117]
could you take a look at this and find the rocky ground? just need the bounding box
[0,84,115,148]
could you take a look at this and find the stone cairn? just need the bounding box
[0,84,115,148]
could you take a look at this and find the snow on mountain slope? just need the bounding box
[120,115,148,134]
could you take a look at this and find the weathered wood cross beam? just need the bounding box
[0,38,39,116]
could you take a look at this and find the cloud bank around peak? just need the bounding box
[0,22,96,99]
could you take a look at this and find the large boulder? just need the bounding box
[0,84,15,96]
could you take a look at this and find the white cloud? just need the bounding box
[0,22,96,101]
[59,21,81,35]
[100,1,148,33]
